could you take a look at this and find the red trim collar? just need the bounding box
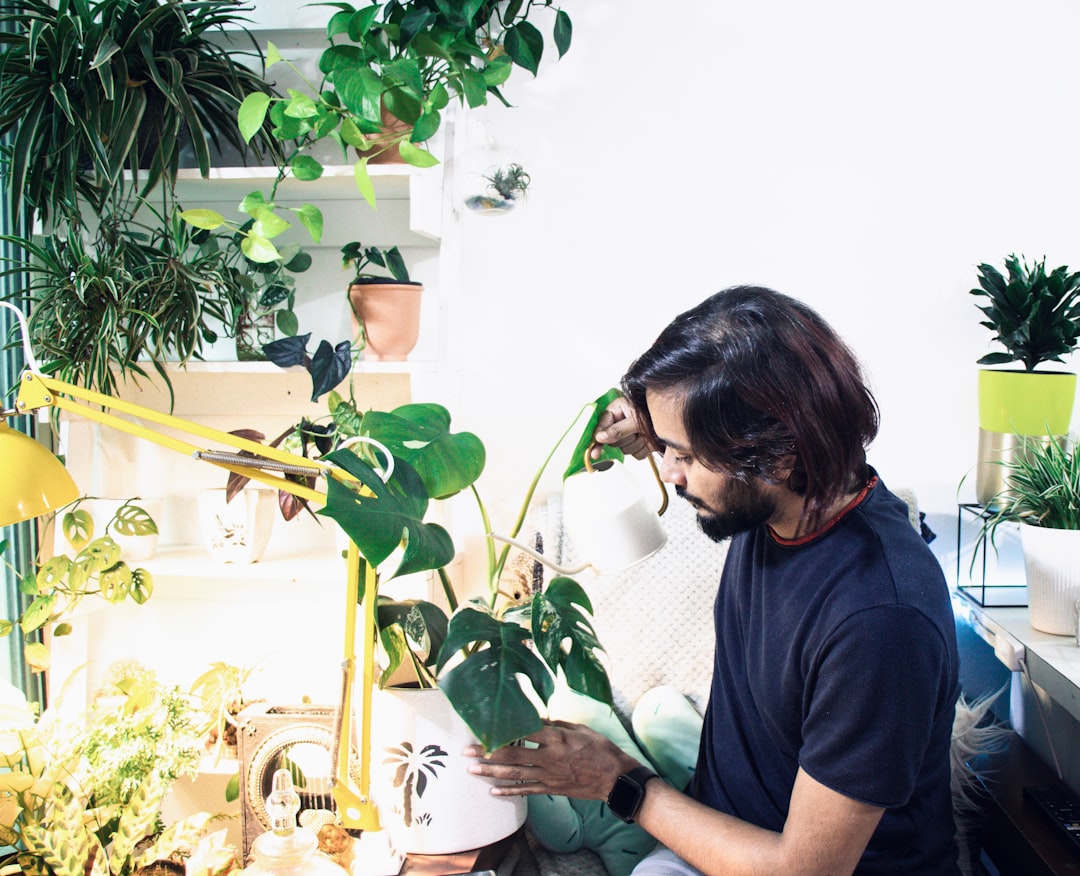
[769,476,879,546]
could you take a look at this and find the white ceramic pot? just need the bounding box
[371,687,525,854]
[1020,523,1080,635]
[198,488,277,563]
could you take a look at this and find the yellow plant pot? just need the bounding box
[975,370,1077,507]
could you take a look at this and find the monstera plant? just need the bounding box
[252,341,618,751]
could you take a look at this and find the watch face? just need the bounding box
[608,774,645,822]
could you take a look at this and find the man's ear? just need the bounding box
[777,456,806,494]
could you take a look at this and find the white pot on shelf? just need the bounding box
[197,488,277,564]
[1020,523,1080,635]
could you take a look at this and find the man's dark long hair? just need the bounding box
[622,286,880,535]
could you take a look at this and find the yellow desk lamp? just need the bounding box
[0,301,385,833]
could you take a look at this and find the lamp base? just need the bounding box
[351,829,406,876]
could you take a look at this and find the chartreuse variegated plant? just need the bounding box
[0,663,228,876]
[265,362,619,752]
[0,498,157,674]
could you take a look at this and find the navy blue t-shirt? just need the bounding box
[686,476,960,874]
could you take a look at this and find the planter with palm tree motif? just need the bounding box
[371,686,526,854]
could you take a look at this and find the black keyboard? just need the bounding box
[1023,784,1080,856]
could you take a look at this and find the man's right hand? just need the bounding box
[592,395,652,460]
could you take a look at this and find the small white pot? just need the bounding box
[197,488,277,563]
[371,686,526,854]
[1021,523,1080,635]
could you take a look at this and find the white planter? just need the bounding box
[371,687,526,854]
[197,488,277,563]
[1021,523,1080,635]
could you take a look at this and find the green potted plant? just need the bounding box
[0,661,233,875]
[979,433,1080,635]
[254,347,618,752]
[0,0,279,232]
[0,212,246,399]
[0,497,158,674]
[185,0,572,262]
[0,0,281,396]
[970,253,1080,506]
[464,162,531,215]
[340,240,425,361]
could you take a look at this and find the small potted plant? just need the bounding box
[340,240,425,361]
[980,433,1080,634]
[464,162,532,215]
[970,254,1080,506]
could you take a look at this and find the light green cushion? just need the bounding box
[526,685,703,876]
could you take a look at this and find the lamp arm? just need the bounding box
[11,367,389,830]
[14,370,336,505]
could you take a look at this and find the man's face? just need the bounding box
[645,388,778,542]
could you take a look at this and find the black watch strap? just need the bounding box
[606,765,659,823]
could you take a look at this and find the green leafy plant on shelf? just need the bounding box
[0,661,232,876]
[181,0,572,263]
[0,0,282,397]
[971,254,1080,371]
[0,498,157,674]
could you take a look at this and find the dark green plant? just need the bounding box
[235,352,617,751]
[0,0,279,232]
[486,162,530,200]
[341,240,411,284]
[971,254,1080,372]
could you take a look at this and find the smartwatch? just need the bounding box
[606,766,658,823]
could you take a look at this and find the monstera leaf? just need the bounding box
[437,606,554,752]
[531,577,612,706]
[319,448,454,579]
[360,404,485,499]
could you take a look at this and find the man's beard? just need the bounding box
[676,477,776,543]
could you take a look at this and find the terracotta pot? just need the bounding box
[364,104,414,165]
[348,280,425,362]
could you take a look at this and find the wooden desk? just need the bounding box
[400,830,521,876]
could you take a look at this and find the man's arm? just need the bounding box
[465,722,883,876]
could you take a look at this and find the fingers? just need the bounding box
[592,396,653,460]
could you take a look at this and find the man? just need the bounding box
[466,286,961,875]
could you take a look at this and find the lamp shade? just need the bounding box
[0,420,79,527]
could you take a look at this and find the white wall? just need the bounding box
[441,0,1080,537]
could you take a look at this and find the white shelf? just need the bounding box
[955,590,1080,725]
[173,163,444,242]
